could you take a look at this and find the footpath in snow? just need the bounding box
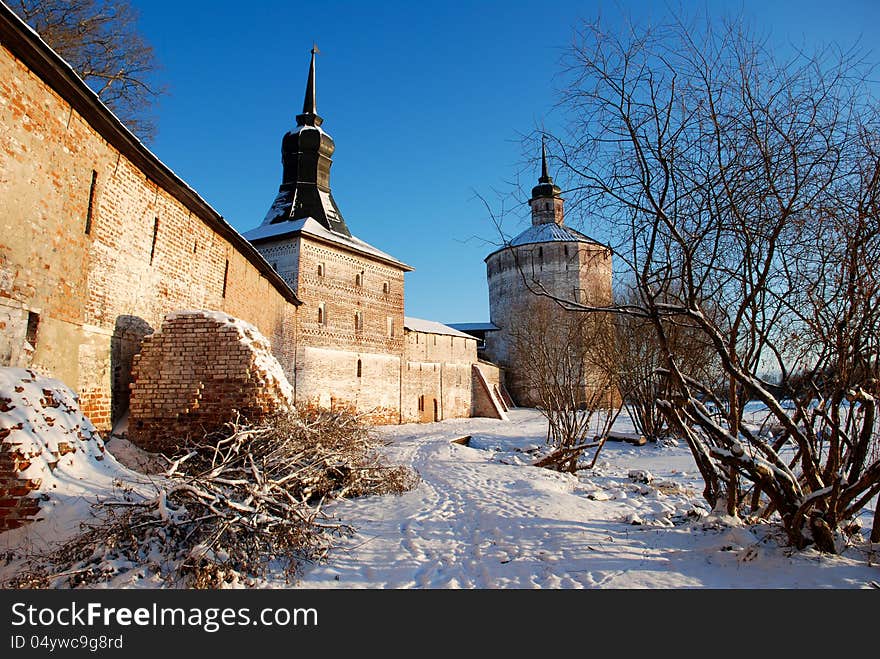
[293,409,879,589]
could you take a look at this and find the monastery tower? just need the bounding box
[483,140,613,406]
[243,48,412,422]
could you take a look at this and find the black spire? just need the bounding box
[539,135,551,183]
[296,44,322,127]
[261,46,351,237]
[531,136,561,201]
[529,136,564,226]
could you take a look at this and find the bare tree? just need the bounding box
[509,298,621,472]
[614,284,719,442]
[11,0,163,140]
[534,13,880,551]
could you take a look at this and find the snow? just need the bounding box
[0,369,156,556]
[486,223,604,260]
[243,217,412,270]
[290,409,879,589]
[404,317,475,339]
[163,310,294,404]
[1,379,877,588]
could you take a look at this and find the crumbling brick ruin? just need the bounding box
[128,311,295,453]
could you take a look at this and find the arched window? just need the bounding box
[356,359,362,378]
[354,311,363,331]
[383,281,390,294]
[317,303,325,325]
[355,272,363,287]
[317,263,325,277]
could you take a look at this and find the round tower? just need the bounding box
[484,139,613,406]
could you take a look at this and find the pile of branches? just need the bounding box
[6,408,417,588]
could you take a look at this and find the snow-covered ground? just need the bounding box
[291,409,880,589]
[1,370,877,589]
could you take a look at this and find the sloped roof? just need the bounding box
[446,322,499,332]
[243,217,413,271]
[0,3,300,306]
[404,317,475,339]
[485,223,604,261]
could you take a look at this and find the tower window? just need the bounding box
[355,272,363,287]
[317,263,325,277]
[354,311,363,331]
[317,303,325,325]
[25,311,40,348]
[84,170,97,234]
[383,281,390,294]
[356,359,362,378]
[222,259,229,298]
[387,316,395,338]
[538,246,543,260]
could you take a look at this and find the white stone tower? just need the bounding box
[483,139,613,406]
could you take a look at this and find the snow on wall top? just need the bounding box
[404,317,476,340]
[161,310,293,404]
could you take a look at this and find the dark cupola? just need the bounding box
[261,45,351,237]
[529,137,564,226]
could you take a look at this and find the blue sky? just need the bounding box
[133,0,879,323]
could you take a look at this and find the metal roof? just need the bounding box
[485,223,604,261]
[243,217,413,271]
[446,322,499,332]
[404,317,475,339]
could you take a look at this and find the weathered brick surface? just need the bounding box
[255,234,407,423]
[485,242,613,406]
[402,330,476,423]
[0,442,42,531]
[471,361,507,419]
[0,42,298,431]
[128,311,294,453]
[0,368,107,531]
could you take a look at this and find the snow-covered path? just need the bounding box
[292,409,879,589]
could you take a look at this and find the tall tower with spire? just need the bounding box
[482,140,614,407]
[262,45,350,237]
[244,48,412,422]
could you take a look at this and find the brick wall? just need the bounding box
[0,440,42,531]
[472,361,508,420]
[128,311,294,453]
[0,38,298,431]
[402,329,477,423]
[253,233,407,422]
[485,242,613,406]
[0,367,107,531]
